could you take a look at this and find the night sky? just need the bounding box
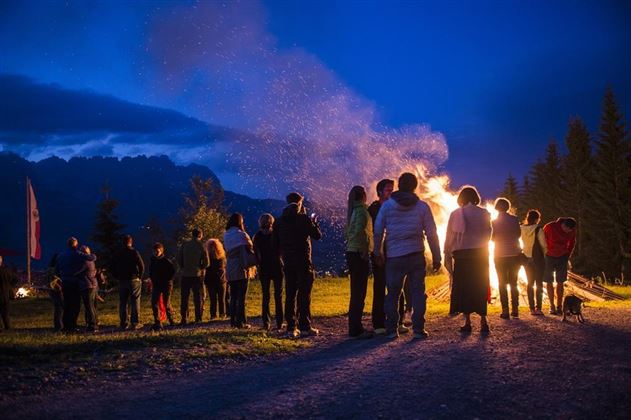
[1,0,629,200]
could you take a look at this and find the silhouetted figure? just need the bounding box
[444,186,492,334]
[178,228,209,324]
[111,235,145,330]
[224,213,255,329]
[273,192,322,338]
[148,242,176,329]
[345,185,373,338]
[47,253,64,331]
[55,237,97,333]
[0,255,19,330]
[253,213,284,331]
[543,218,577,315]
[492,198,522,319]
[374,173,441,340]
[204,239,227,320]
[79,245,98,332]
[521,209,547,315]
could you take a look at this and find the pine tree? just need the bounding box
[179,176,227,243]
[92,183,126,269]
[527,141,563,224]
[558,117,595,273]
[499,173,522,218]
[587,89,631,281]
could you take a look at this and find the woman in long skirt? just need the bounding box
[444,186,492,334]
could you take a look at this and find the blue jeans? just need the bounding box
[385,252,427,334]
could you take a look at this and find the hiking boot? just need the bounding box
[500,312,510,320]
[286,328,300,339]
[511,310,519,318]
[530,308,536,316]
[152,322,163,331]
[397,325,410,334]
[374,327,386,335]
[480,323,491,334]
[413,330,429,339]
[300,327,320,337]
[350,331,374,339]
[533,309,544,316]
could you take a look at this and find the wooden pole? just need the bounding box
[26,177,31,285]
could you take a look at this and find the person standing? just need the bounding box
[543,218,577,315]
[56,237,97,333]
[79,245,98,332]
[346,186,374,338]
[148,242,176,329]
[373,173,441,339]
[111,235,145,330]
[444,186,492,334]
[204,239,227,320]
[253,213,284,331]
[178,228,210,325]
[46,253,64,331]
[521,209,547,315]
[274,192,322,338]
[224,213,255,329]
[492,198,523,319]
[0,255,19,330]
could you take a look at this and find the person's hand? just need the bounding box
[444,257,453,274]
[373,254,385,267]
[567,260,573,270]
[432,260,442,273]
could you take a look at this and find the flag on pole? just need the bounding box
[27,179,41,260]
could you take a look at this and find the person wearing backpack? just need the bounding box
[520,210,547,316]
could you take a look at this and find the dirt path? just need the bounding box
[3,307,631,419]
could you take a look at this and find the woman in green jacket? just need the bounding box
[345,185,374,338]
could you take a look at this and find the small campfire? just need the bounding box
[15,286,31,299]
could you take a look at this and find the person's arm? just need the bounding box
[308,217,322,241]
[373,202,387,257]
[272,220,280,252]
[136,251,145,279]
[567,232,576,257]
[201,244,210,269]
[167,259,176,280]
[537,228,548,255]
[422,203,441,269]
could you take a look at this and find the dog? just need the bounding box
[562,295,586,323]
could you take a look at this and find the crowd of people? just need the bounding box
[1,172,577,338]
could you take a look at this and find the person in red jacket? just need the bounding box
[543,217,577,315]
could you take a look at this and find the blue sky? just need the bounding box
[1,0,629,199]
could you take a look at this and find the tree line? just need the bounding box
[500,89,631,283]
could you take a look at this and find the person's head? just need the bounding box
[457,186,481,207]
[206,238,226,260]
[286,192,304,205]
[525,209,541,225]
[67,236,79,249]
[397,172,418,193]
[226,213,245,231]
[347,185,367,223]
[122,234,133,247]
[152,242,164,258]
[258,213,274,231]
[376,178,395,201]
[80,245,91,255]
[494,197,511,213]
[191,228,202,240]
[560,217,577,233]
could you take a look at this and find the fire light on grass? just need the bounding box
[15,287,30,299]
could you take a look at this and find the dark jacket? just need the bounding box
[273,203,322,263]
[148,255,176,288]
[367,200,382,229]
[110,246,145,281]
[253,230,282,276]
[56,248,97,285]
[80,259,98,290]
[0,266,19,302]
[204,257,227,284]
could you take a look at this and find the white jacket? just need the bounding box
[520,224,547,258]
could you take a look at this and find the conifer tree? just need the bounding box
[500,174,522,218]
[558,117,594,273]
[92,183,126,269]
[527,141,562,224]
[587,89,631,280]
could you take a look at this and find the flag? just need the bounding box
[28,179,41,260]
